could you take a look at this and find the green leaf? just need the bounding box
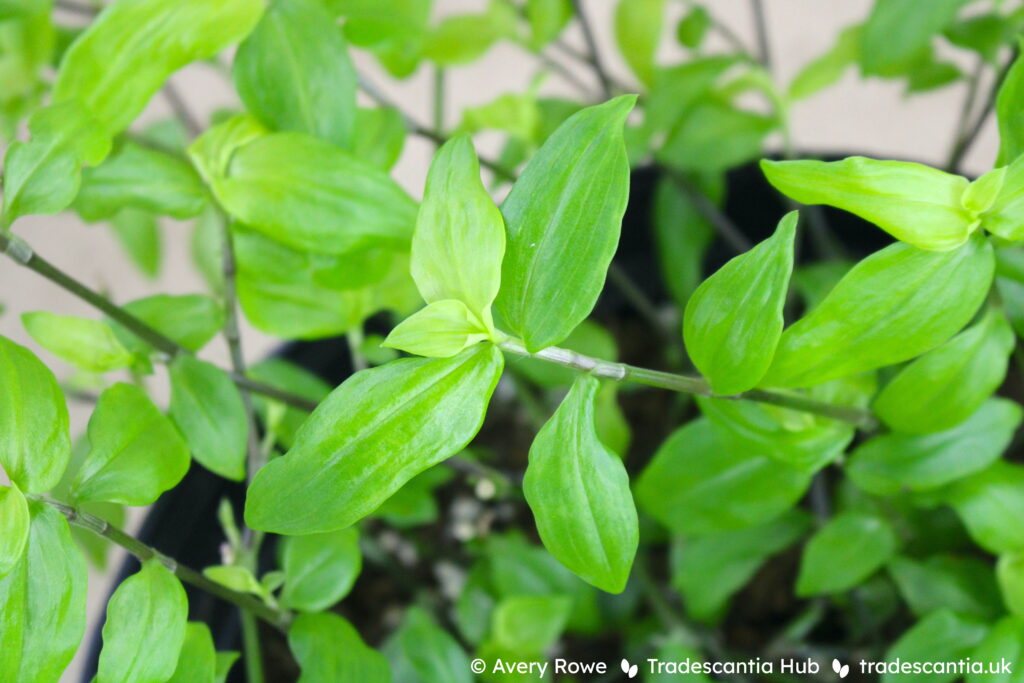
[945,14,1011,64]
[115,294,224,354]
[969,616,1024,683]
[658,102,775,175]
[1,101,109,227]
[788,25,860,100]
[52,0,264,139]
[859,0,967,77]
[383,300,491,358]
[507,319,618,388]
[761,157,975,250]
[187,114,267,185]
[423,3,517,66]
[385,607,472,683]
[0,484,29,577]
[984,154,1024,241]
[374,466,454,528]
[643,57,737,139]
[0,335,71,493]
[246,344,504,534]
[883,610,988,683]
[354,107,406,171]
[234,0,357,148]
[0,501,87,683]
[997,45,1024,167]
[998,553,1024,616]
[490,594,571,654]
[203,565,264,597]
[168,356,248,482]
[796,512,898,596]
[334,0,430,77]
[523,376,639,593]
[889,555,1003,620]
[873,310,1014,433]
[75,140,207,221]
[496,96,635,351]
[614,0,664,85]
[684,211,796,394]
[281,527,362,612]
[289,612,391,683]
[411,135,506,322]
[524,0,572,49]
[653,176,714,309]
[635,418,811,535]
[761,235,993,388]
[97,560,188,683]
[848,398,1022,496]
[676,6,710,48]
[672,510,812,622]
[109,209,162,278]
[215,652,240,683]
[943,462,1024,553]
[248,358,331,449]
[167,622,216,683]
[71,383,190,506]
[201,131,418,255]
[22,311,134,373]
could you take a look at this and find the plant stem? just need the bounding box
[499,340,877,428]
[161,79,202,138]
[749,0,772,70]
[432,66,445,146]
[54,0,96,16]
[240,611,266,683]
[946,49,1016,173]
[571,0,614,99]
[35,497,292,631]
[0,231,318,412]
[946,56,985,173]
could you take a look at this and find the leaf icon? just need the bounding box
[840,664,850,678]
[621,658,638,679]
[832,659,842,674]
[621,659,631,674]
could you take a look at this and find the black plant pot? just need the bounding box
[79,159,888,682]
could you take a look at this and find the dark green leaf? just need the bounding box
[75,140,207,221]
[0,501,87,683]
[169,356,248,482]
[234,0,357,148]
[653,176,714,309]
[71,383,190,506]
[945,14,1011,63]
[246,344,503,534]
[0,335,70,493]
[969,616,1024,683]
[672,510,812,622]
[109,209,162,278]
[289,612,390,683]
[676,6,710,49]
[658,102,775,175]
[281,527,361,612]
[762,157,975,250]
[883,610,988,683]
[523,376,639,593]
[684,211,796,394]
[849,398,1022,495]
[97,560,188,683]
[496,96,635,351]
[888,555,1003,620]
[874,310,1014,433]
[859,0,967,76]
[796,512,898,596]
[636,418,811,535]
[248,359,330,447]
[22,311,134,373]
[762,235,993,388]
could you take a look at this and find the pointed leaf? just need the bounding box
[412,135,505,321]
[233,0,357,148]
[385,607,472,683]
[874,310,1014,433]
[496,96,636,351]
[246,344,504,534]
[889,555,1003,620]
[883,610,988,683]
[761,157,974,251]
[71,383,190,506]
[997,45,1024,167]
[762,235,993,388]
[0,501,87,683]
[684,211,796,394]
[613,0,664,85]
[22,311,134,373]
[796,512,899,596]
[860,0,968,77]
[383,299,491,358]
[523,376,639,593]
[96,560,188,683]
[968,616,1024,683]
[943,462,1024,553]
[167,622,216,683]
[0,335,70,493]
[169,356,248,482]
[115,294,224,354]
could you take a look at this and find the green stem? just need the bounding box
[571,0,614,99]
[749,0,772,70]
[0,231,318,412]
[432,66,445,144]
[35,497,292,631]
[240,611,266,683]
[499,340,877,428]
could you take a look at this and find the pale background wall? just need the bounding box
[0,1,1000,679]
